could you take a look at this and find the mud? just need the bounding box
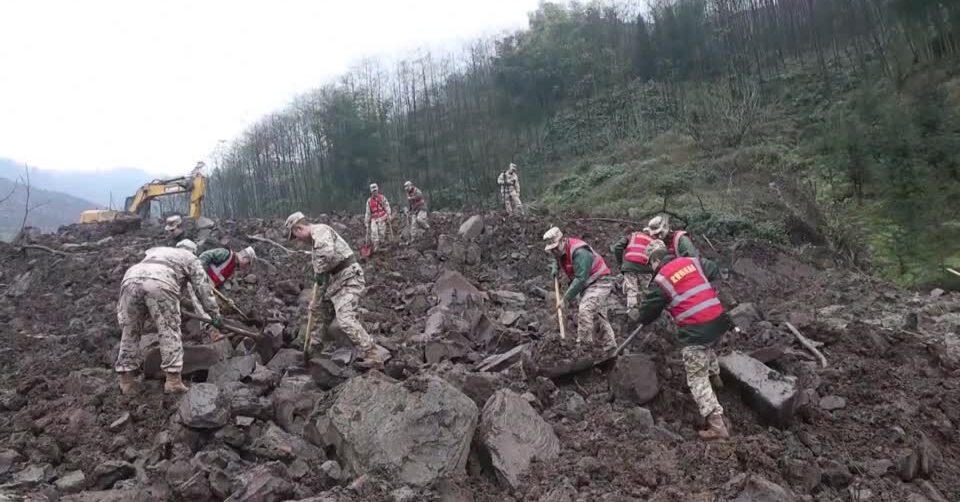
[0,212,958,501]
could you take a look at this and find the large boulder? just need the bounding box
[143,343,227,378]
[458,215,484,240]
[179,383,230,429]
[720,352,799,428]
[608,354,659,405]
[225,462,293,502]
[476,390,560,490]
[319,373,478,486]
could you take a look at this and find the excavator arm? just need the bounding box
[124,173,205,218]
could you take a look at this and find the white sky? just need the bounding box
[0,0,540,175]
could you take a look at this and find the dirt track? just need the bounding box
[1,213,958,501]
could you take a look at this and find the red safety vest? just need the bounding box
[369,194,388,219]
[407,188,425,211]
[667,230,688,256]
[624,232,656,265]
[205,252,237,288]
[559,238,610,285]
[654,257,723,327]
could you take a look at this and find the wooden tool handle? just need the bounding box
[181,310,262,341]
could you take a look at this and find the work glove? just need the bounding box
[209,317,224,329]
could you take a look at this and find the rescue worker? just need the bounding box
[497,163,522,215]
[645,215,699,257]
[285,211,383,367]
[198,246,256,289]
[115,245,223,395]
[611,233,666,319]
[364,183,392,252]
[165,215,185,240]
[544,227,616,349]
[176,239,225,342]
[636,246,732,440]
[404,181,429,239]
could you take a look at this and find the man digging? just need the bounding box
[285,211,384,368]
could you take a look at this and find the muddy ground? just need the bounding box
[0,212,958,501]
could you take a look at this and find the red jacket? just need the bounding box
[205,252,237,288]
[653,256,723,327]
[559,238,610,284]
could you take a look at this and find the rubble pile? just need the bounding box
[0,212,958,501]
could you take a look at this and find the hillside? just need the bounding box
[0,177,100,241]
[0,159,161,208]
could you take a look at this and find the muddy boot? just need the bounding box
[355,345,384,370]
[163,372,189,394]
[118,372,138,396]
[710,374,724,390]
[698,412,730,440]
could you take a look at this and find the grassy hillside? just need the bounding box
[0,177,100,241]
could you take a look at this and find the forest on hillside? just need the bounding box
[205,0,960,285]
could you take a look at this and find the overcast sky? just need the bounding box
[0,0,540,175]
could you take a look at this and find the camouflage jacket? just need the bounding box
[309,224,354,276]
[123,247,221,318]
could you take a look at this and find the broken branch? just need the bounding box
[947,267,960,278]
[20,244,71,257]
[785,322,828,368]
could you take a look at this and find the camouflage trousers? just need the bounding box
[311,263,374,351]
[621,272,648,309]
[408,210,429,239]
[116,279,184,373]
[577,279,616,348]
[369,218,389,250]
[681,344,723,418]
[504,190,523,215]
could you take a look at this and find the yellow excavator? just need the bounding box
[80,165,206,223]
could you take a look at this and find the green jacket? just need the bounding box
[199,248,232,268]
[610,236,653,274]
[550,248,599,304]
[637,255,731,346]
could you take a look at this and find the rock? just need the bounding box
[433,270,485,306]
[539,481,577,502]
[648,425,683,443]
[917,433,942,478]
[273,374,321,435]
[734,474,795,501]
[266,348,304,372]
[55,470,87,493]
[627,407,654,431]
[857,458,893,478]
[178,471,212,500]
[476,344,528,372]
[562,392,587,420]
[782,458,821,493]
[488,290,526,308]
[391,486,417,502]
[819,395,847,411]
[748,346,786,364]
[729,302,762,328]
[208,355,258,384]
[308,356,355,390]
[244,274,259,285]
[195,217,216,229]
[425,336,471,364]
[0,391,26,412]
[465,243,482,265]
[0,449,22,475]
[108,412,131,432]
[498,311,521,326]
[4,463,49,489]
[225,461,293,502]
[250,422,323,462]
[323,373,478,486]
[820,459,852,488]
[477,390,560,490]
[228,384,274,419]
[320,460,345,481]
[931,288,945,298]
[609,354,659,405]
[179,383,230,429]
[720,352,799,428]
[458,215,484,240]
[91,460,135,489]
[143,343,226,377]
[236,416,255,427]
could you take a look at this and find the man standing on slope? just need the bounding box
[115,245,223,395]
[645,215,700,257]
[364,183,392,252]
[637,246,732,440]
[611,232,666,320]
[497,163,523,215]
[544,227,616,349]
[285,211,383,367]
[404,180,430,240]
[198,246,256,289]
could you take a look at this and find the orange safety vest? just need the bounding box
[667,230,688,256]
[559,238,610,285]
[369,194,388,219]
[654,257,723,327]
[624,232,656,265]
[206,252,237,288]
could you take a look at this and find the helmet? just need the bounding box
[176,239,198,255]
[404,181,413,189]
[370,183,379,193]
[284,211,306,239]
[543,226,563,251]
[645,239,666,256]
[508,163,517,172]
[164,215,183,232]
[644,215,670,239]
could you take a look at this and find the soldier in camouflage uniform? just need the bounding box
[285,211,383,367]
[116,246,223,395]
[636,247,733,440]
[497,163,523,215]
[403,181,429,240]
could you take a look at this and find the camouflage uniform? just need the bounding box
[308,224,374,351]
[577,279,616,348]
[621,273,645,309]
[680,344,723,418]
[365,195,392,251]
[406,186,429,239]
[498,169,522,215]
[116,247,220,373]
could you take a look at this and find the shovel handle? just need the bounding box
[554,277,566,340]
[614,323,649,356]
[181,310,262,341]
[303,283,319,357]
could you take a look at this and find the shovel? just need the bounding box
[360,224,373,259]
[554,277,566,340]
[303,283,319,359]
[213,288,250,321]
[181,310,263,342]
[540,323,653,379]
